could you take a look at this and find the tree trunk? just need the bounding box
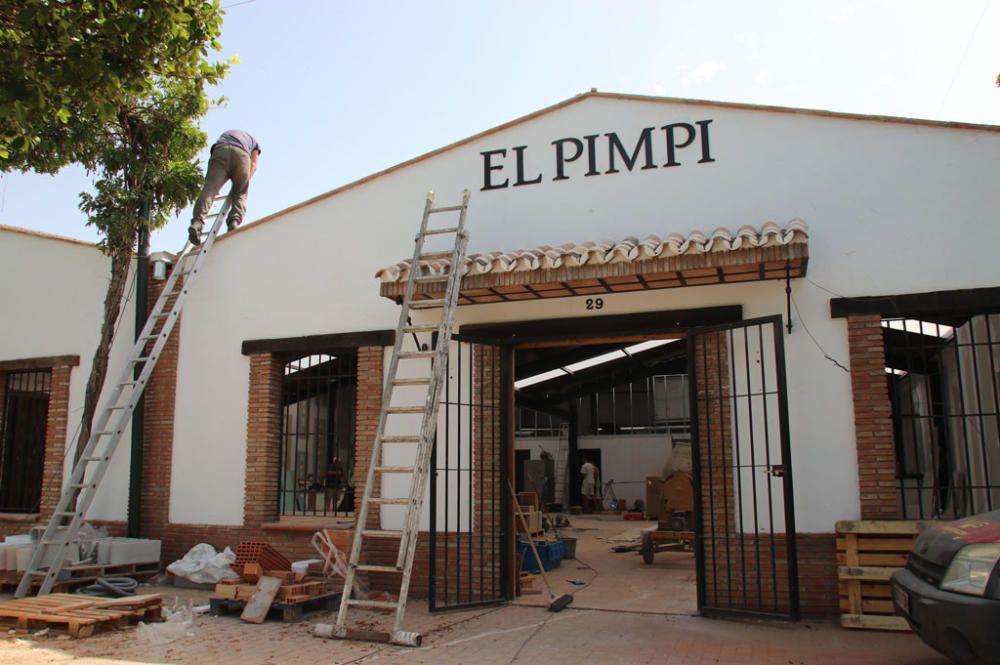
[73,244,135,465]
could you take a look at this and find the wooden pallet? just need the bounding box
[0,593,163,638]
[209,591,341,623]
[836,520,938,631]
[0,560,161,593]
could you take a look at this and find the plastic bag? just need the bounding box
[136,604,194,645]
[166,543,239,584]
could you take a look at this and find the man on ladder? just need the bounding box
[188,129,261,246]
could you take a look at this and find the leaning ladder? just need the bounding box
[15,194,233,598]
[334,190,471,647]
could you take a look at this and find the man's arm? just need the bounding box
[250,149,260,178]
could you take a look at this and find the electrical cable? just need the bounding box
[789,291,851,374]
[936,0,992,117]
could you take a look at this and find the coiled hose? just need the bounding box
[76,576,139,597]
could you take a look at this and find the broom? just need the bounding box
[508,481,573,612]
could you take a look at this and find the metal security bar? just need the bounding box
[884,315,1000,519]
[429,336,509,611]
[690,316,798,620]
[279,353,357,517]
[0,370,51,513]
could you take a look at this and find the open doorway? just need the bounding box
[512,334,698,614]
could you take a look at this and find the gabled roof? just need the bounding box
[236,91,999,237]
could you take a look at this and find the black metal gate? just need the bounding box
[428,335,510,611]
[689,316,799,619]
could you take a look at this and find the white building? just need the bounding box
[2,91,998,617]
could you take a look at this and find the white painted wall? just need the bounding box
[0,229,137,521]
[9,95,999,532]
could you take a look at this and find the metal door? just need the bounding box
[689,316,799,619]
[428,335,510,611]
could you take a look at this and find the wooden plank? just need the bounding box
[835,520,937,535]
[836,537,916,552]
[841,614,911,632]
[241,576,282,624]
[840,598,894,614]
[836,552,908,566]
[838,565,897,582]
[844,534,862,614]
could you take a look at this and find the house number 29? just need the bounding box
[585,298,604,310]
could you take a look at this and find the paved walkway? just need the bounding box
[0,519,946,665]
[0,590,948,665]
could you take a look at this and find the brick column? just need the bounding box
[354,346,383,530]
[243,353,283,527]
[846,315,897,519]
[38,365,72,518]
[140,267,182,535]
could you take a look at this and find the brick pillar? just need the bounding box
[38,365,72,518]
[846,315,897,519]
[354,346,383,530]
[243,353,283,527]
[140,267,182,534]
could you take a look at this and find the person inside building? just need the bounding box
[187,129,261,246]
[580,457,599,513]
[324,457,345,514]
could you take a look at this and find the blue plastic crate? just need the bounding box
[517,539,565,573]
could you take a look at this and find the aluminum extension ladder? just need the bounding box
[334,190,471,647]
[15,194,233,598]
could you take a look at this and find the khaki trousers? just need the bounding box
[190,144,251,231]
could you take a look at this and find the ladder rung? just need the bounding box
[355,564,403,574]
[414,274,449,283]
[132,356,152,363]
[347,598,400,610]
[393,378,430,386]
[402,324,439,333]
[362,530,403,539]
[381,435,420,444]
[54,511,78,517]
[429,205,463,213]
[375,466,416,473]
[82,456,108,462]
[409,299,445,309]
[417,251,453,261]
[398,351,435,360]
[68,482,91,489]
[385,406,425,414]
[93,430,117,436]
[368,497,410,505]
[422,226,459,236]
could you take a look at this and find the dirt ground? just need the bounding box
[0,517,949,664]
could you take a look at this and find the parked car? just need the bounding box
[891,510,1000,665]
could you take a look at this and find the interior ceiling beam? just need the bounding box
[515,343,623,379]
[517,345,688,406]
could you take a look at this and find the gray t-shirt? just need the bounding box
[214,130,261,156]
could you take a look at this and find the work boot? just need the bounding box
[187,226,201,247]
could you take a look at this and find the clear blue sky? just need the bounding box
[2,0,997,252]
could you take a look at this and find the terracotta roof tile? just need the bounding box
[376,219,808,283]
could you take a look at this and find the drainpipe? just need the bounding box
[128,202,150,537]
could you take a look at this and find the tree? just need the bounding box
[75,78,219,464]
[0,2,230,468]
[1,1,227,169]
